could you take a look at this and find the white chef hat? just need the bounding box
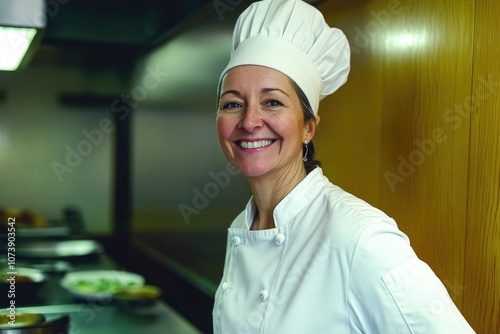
[218,0,351,116]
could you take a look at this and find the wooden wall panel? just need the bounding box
[319,0,500,331]
[463,0,500,331]
[320,0,474,308]
[377,0,474,309]
[317,1,385,208]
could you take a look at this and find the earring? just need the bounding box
[303,140,309,162]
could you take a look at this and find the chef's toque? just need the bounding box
[218,0,351,115]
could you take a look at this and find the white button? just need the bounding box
[259,289,269,302]
[275,233,286,245]
[222,282,229,291]
[231,236,242,246]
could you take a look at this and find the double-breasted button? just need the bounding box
[259,289,269,302]
[275,233,286,245]
[231,236,242,246]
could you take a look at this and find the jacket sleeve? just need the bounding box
[347,221,475,334]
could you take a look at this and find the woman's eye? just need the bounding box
[265,99,284,107]
[221,102,242,110]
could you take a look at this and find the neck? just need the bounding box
[248,160,307,230]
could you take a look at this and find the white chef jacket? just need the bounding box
[213,168,474,334]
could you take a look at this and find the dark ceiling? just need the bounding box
[34,0,217,69]
[39,0,324,49]
[43,0,214,47]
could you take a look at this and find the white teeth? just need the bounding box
[240,140,273,149]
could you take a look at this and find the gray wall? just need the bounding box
[0,65,116,233]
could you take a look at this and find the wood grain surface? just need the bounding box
[318,0,498,332]
[463,0,500,332]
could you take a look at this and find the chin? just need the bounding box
[236,164,270,178]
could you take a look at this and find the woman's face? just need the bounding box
[216,65,315,178]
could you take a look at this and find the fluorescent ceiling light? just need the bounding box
[0,27,38,71]
[0,0,46,71]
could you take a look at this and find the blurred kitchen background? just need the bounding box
[0,0,499,333]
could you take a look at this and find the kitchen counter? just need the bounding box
[15,302,201,334]
[5,243,202,334]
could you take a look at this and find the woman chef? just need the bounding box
[213,0,475,333]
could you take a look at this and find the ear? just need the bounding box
[304,115,320,142]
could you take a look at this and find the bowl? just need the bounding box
[0,313,45,329]
[0,313,69,334]
[61,270,144,301]
[0,268,46,306]
[0,267,45,284]
[113,285,162,314]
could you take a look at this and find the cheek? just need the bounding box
[216,116,235,143]
[275,116,305,141]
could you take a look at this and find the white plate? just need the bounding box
[61,270,144,300]
[0,267,46,283]
[17,240,103,258]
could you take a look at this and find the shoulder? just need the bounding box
[305,169,397,229]
[323,182,395,226]
[315,182,416,274]
[308,179,407,248]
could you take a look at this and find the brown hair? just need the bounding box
[290,79,321,174]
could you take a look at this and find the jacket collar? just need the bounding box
[244,167,327,229]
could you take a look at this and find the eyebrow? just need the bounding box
[220,88,290,98]
[262,88,290,97]
[220,90,241,98]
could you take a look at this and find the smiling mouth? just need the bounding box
[238,140,274,149]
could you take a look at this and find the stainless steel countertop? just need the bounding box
[16,302,201,334]
[7,248,202,334]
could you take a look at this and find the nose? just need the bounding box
[239,104,263,132]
